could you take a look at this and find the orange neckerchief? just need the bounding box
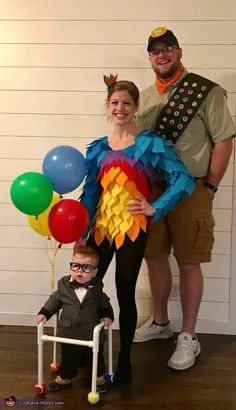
[155,64,184,95]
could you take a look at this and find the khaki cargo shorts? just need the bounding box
[145,178,215,264]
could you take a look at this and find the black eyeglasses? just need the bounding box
[149,45,178,57]
[70,262,97,273]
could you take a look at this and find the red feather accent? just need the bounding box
[98,161,152,199]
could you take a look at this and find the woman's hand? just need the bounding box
[127,196,155,216]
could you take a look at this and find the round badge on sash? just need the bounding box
[154,73,217,145]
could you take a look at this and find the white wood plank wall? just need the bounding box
[0,0,236,333]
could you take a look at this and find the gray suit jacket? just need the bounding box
[38,275,114,343]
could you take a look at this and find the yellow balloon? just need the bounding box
[28,193,61,237]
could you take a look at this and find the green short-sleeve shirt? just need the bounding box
[136,71,236,177]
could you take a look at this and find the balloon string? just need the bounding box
[43,237,60,293]
[35,218,59,294]
[48,241,61,293]
[40,230,53,293]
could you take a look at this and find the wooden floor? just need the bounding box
[1,325,236,410]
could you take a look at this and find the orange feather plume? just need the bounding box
[103,74,118,88]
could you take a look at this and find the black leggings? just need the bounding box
[88,230,147,365]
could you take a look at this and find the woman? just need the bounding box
[74,75,195,384]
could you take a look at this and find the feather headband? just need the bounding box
[103,73,118,89]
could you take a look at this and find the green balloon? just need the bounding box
[10,172,53,215]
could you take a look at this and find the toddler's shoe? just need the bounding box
[96,375,107,394]
[49,375,72,392]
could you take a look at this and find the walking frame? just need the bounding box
[35,318,113,404]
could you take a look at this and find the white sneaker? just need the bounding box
[168,332,201,370]
[133,317,173,342]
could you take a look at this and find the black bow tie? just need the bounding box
[70,280,92,289]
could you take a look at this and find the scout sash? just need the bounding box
[154,73,217,144]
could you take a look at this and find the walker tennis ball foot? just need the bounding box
[88,392,100,404]
[50,362,60,373]
[35,383,46,395]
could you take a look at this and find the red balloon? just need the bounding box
[48,199,89,244]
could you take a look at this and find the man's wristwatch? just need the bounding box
[204,181,218,193]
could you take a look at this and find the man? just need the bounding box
[134,27,236,370]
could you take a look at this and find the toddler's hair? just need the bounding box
[73,246,99,266]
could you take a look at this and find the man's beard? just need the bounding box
[155,61,180,80]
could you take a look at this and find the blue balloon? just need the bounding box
[42,145,87,194]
